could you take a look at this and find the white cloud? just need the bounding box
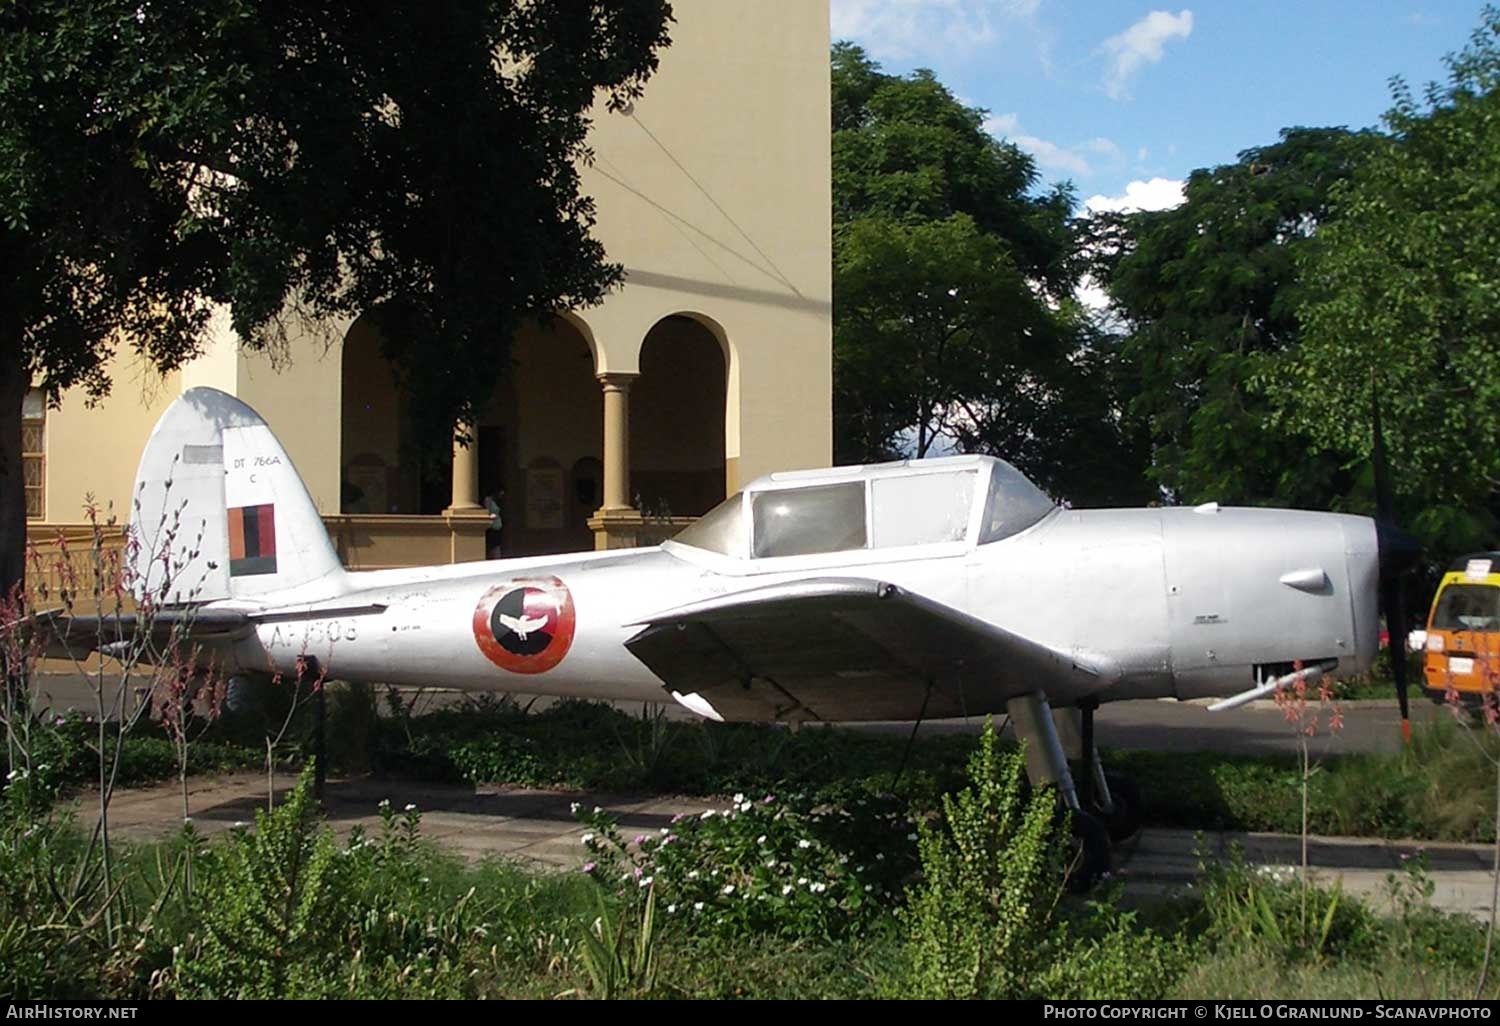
[983,112,1020,135]
[1102,10,1194,100]
[1083,177,1186,214]
[985,113,1122,181]
[1077,177,1187,316]
[832,0,1040,62]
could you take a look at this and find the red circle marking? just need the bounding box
[471,576,577,675]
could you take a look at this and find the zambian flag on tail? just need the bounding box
[228,504,278,577]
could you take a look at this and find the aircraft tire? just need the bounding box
[1101,772,1142,843]
[1066,810,1112,891]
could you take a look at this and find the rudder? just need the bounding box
[130,387,346,605]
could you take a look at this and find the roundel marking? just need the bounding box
[472,576,577,675]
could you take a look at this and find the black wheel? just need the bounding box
[1066,809,1111,891]
[1099,771,1142,843]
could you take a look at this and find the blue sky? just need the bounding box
[831,0,1486,212]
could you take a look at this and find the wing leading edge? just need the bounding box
[624,578,1118,723]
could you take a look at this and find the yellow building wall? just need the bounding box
[42,356,180,527]
[34,0,832,532]
[578,0,833,487]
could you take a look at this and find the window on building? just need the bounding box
[22,389,44,520]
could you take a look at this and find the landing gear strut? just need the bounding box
[1074,697,1141,844]
[1004,692,1111,887]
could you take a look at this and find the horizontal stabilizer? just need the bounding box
[625,577,1116,723]
[21,608,253,661]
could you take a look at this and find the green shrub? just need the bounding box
[576,787,919,941]
[898,726,1067,999]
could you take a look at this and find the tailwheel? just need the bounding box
[1066,809,1112,891]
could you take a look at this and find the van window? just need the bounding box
[1433,584,1500,632]
[752,483,867,558]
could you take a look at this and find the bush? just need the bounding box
[898,725,1067,998]
[575,787,919,941]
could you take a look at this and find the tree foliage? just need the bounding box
[0,0,673,591]
[1272,8,1500,551]
[1092,127,1375,510]
[831,44,1147,505]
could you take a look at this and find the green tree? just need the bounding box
[1093,126,1374,509]
[1273,8,1500,552]
[831,44,1143,503]
[0,1,672,596]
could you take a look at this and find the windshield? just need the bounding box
[1433,584,1500,632]
[673,492,748,557]
[978,460,1055,544]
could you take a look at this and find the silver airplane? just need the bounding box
[36,387,1405,872]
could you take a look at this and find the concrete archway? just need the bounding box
[339,312,451,515]
[631,314,729,518]
[487,316,603,555]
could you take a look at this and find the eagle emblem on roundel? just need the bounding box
[471,577,577,675]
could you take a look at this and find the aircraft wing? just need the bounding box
[624,578,1118,722]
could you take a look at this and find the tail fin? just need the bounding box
[130,387,347,605]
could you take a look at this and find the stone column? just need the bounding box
[599,373,637,512]
[448,432,481,511]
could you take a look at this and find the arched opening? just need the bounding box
[339,313,451,516]
[632,314,728,518]
[339,312,603,557]
[492,316,602,556]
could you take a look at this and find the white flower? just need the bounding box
[694,902,705,912]
[798,877,808,886]
[876,853,885,861]
[798,839,812,849]
[733,793,746,804]
[403,803,417,813]
[765,859,776,868]
[723,884,735,895]
[757,835,767,845]
[570,802,581,814]
[811,882,827,894]
[688,870,699,879]
[837,854,848,865]
[782,884,793,895]
[701,809,716,820]
[738,802,752,812]
[580,833,596,845]
[667,904,678,914]
[593,806,602,814]
[660,827,670,834]
[639,876,655,888]
[864,884,873,892]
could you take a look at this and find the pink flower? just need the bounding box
[582,862,596,874]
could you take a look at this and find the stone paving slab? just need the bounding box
[79,772,1500,921]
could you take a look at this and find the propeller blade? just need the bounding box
[1371,373,1416,743]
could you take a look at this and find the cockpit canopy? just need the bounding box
[672,456,1055,560]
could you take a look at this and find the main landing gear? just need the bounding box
[1003,692,1141,888]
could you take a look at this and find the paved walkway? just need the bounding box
[92,771,1499,921]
